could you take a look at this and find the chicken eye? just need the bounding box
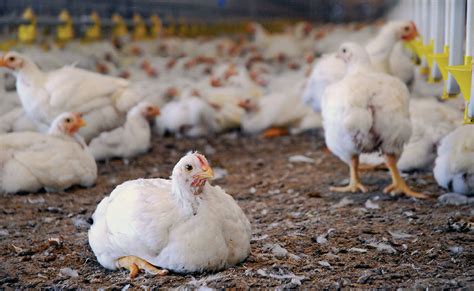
[404,26,409,32]
[65,118,71,123]
[185,164,193,171]
[8,56,15,62]
[342,48,347,53]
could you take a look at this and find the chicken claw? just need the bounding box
[383,183,428,199]
[330,156,368,193]
[384,154,429,199]
[117,256,168,278]
[330,182,367,193]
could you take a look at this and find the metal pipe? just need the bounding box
[445,0,451,46]
[432,0,445,79]
[422,0,431,45]
[467,0,474,56]
[433,0,445,53]
[468,0,474,119]
[447,0,466,95]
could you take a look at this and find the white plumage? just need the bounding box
[433,125,474,195]
[241,80,321,134]
[155,96,220,137]
[88,152,251,276]
[360,98,463,171]
[321,42,425,198]
[302,53,346,112]
[0,51,143,141]
[0,112,97,193]
[0,107,37,133]
[89,102,160,161]
[365,20,418,83]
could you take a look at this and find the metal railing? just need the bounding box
[410,0,474,124]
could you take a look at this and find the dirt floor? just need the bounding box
[1,130,473,289]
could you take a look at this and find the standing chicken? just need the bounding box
[321,42,426,199]
[88,102,160,161]
[365,21,418,84]
[433,125,474,195]
[0,51,143,141]
[88,152,251,277]
[0,112,97,193]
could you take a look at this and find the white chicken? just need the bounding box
[321,42,426,198]
[88,102,160,161]
[247,22,302,60]
[155,95,220,138]
[0,51,143,141]
[88,152,251,277]
[240,80,321,136]
[0,112,97,193]
[0,107,37,133]
[365,20,419,84]
[433,125,474,195]
[302,53,346,112]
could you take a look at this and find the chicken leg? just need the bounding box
[383,154,428,199]
[330,156,368,193]
[117,256,168,278]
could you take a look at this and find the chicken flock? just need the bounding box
[0,18,473,277]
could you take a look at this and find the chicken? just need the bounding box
[247,22,302,60]
[321,42,426,199]
[0,107,37,133]
[302,53,346,112]
[365,21,418,84]
[304,21,418,110]
[240,80,321,135]
[88,152,251,277]
[0,81,20,117]
[0,51,143,141]
[433,125,474,195]
[88,102,160,161]
[155,96,220,137]
[0,112,97,193]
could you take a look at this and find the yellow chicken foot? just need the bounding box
[383,154,428,199]
[117,256,168,278]
[262,127,289,138]
[330,156,368,193]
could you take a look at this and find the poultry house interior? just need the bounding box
[0,0,473,288]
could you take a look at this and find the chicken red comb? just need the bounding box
[195,153,208,168]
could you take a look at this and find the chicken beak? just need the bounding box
[148,107,161,117]
[67,114,86,134]
[238,100,253,111]
[75,114,87,128]
[197,165,214,180]
[0,57,7,68]
[403,22,419,41]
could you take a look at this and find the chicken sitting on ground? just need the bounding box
[0,51,143,141]
[155,96,220,138]
[321,42,427,199]
[0,112,97,193]
[88,152,251,277]
[433,125,474,195]
[88,102,160,161]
